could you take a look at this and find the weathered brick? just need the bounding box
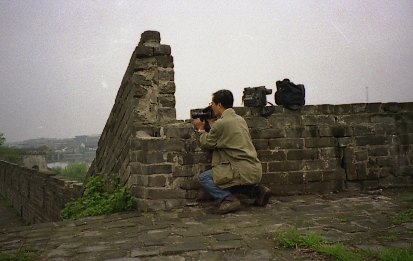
[147,188,186,199]
[288,172,304,183]
[361,180,380,190]
[142,164,172,175]
[305,137,336,148]
[355,150,368,161]
[142,151,166,164]
[156,55,174,68]
[250,128,284,139]
[366,168,380,179]
[305,182,331,194]
[260,173,288,184]
[367,103,382,113]
[140,30,161,43]
[382,103,401,113]
[393,165,413,177]
[148,175,167,187]
[355,136,388,146]
[338,114,371,125]
[302,115,335,126]
[346,181,363,191]
[159,94,175,108]
[389,145,410,157]
[380,176,412,188]
[368,147,389,156]
[345,164,357,181]
[304,159,340,171]
[131,138,185,152]
[159,81,175,94]
[337,137,353,147]
[371,114,396,124]
[173,165,194,177]
[356,162,367,180]
[269,161,304,172]
[330,179,345,191]
[335,104,352,114]
[154,44,171,55]
[268,115,302,128]
[245,117,269,128]
[135,57,157,71]
[158,108,176,121]
[320,147,342,159]
[352,103,368,113]
[300,105,317,115]
[135,45,154,57]
[376,157,397,167]
[374,123,398,135]
[269,138,304,150]
[304,171,323,182]
[130,73,152,87]
[317,104,335,114]
[323,169,345,181]
[287,149,318,160]
[285,126,319,138]
[252,139,269,150]
[257,150,286,162]
[164,124,193,139]
[272,183,305,196]
[158,68,174,81]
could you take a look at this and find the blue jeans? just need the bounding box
[198,169,258,203]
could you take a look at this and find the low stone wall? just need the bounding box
[0,160,83,224]
[121,102,413,211]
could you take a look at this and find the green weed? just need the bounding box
[367,247,413,261]
[0,246,42,261]
[389,189,413,225]
[61,173,133,220]
[391,207,413,225]
[276,226,362,261]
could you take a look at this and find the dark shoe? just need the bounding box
[213,196,241,214]
[254,185,271,207]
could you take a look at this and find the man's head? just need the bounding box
[211,89,234,117]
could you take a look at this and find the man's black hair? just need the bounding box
[212,89,234,109]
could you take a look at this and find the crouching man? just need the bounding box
[194,89,271,214]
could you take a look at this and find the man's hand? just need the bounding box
[194,118,205,131]
[206,118,215,129]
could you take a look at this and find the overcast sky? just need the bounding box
[1,0,412,143]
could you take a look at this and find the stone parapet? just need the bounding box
[0,160,83,223]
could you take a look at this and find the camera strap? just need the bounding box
[259,102,275,118]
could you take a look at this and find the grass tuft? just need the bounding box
[0,246,42,261]
[275,226,413,261]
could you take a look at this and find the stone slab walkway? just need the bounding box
[1,188,412,261]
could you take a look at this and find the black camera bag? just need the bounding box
[275,79,305,111]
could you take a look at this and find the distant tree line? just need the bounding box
[0,132,24,164]
[50,162,88,183]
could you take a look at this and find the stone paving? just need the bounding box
[1,188,412,261]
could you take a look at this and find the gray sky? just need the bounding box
[1,0,412,142]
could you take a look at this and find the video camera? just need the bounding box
[242,86,275,117]
[191,105,216,120]
[191,105,217,132]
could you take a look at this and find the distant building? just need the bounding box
[22,150,48,171]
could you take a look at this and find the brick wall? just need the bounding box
[0,160,83,223]
[86,31,413,212]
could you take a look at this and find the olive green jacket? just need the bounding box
[199,108,262,188]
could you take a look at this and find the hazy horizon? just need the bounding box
[1,1,412,143]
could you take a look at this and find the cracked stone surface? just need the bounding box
[1,188,412,260]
